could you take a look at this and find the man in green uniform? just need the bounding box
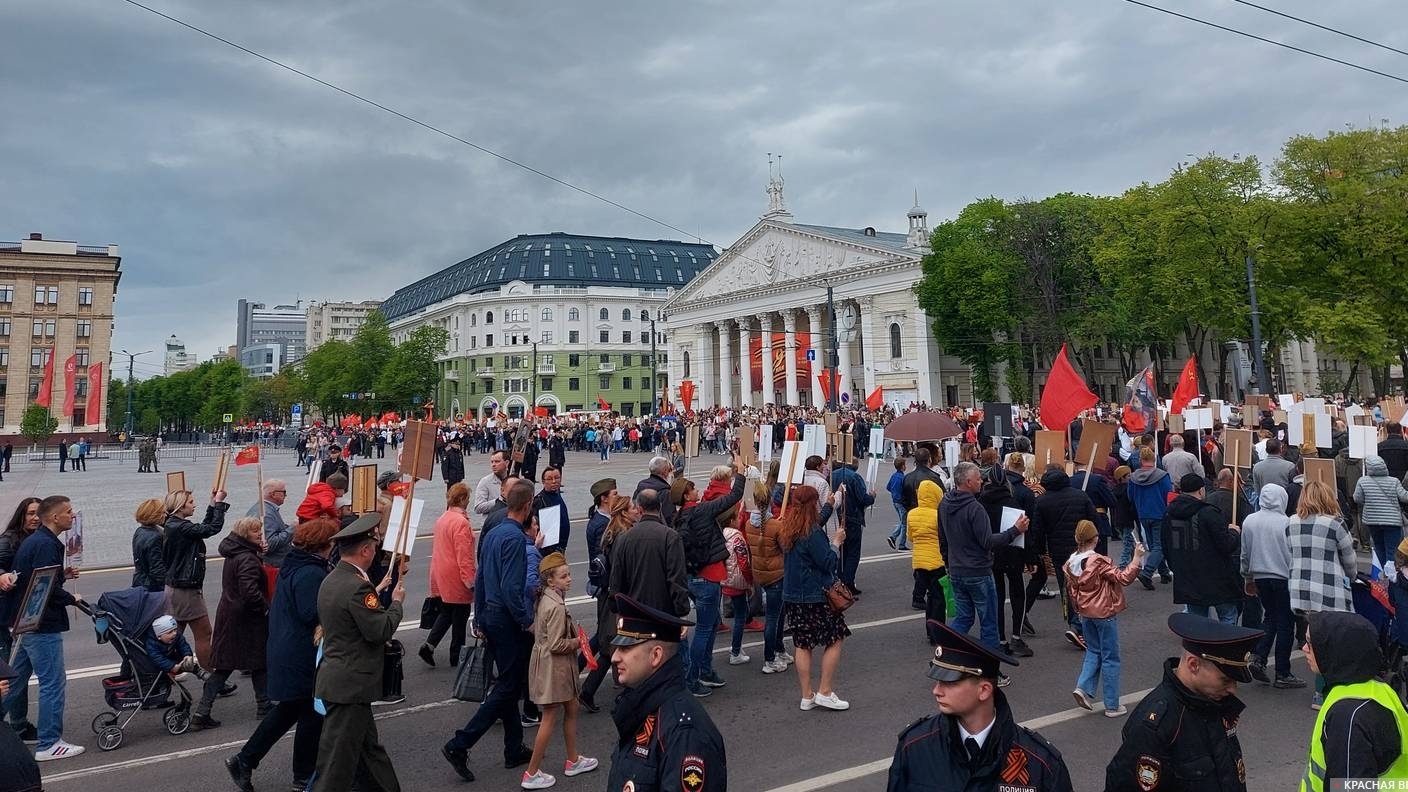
[1106,613,1263,792]
[607,594,726,792]
[313,513,405,791]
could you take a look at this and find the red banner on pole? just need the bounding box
[61,355,78,417]
[34,349,55,408]
[85,363,103,425]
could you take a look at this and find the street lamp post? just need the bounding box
[120,349,152,437]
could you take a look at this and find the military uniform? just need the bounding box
[888,620,1073,792]
[607,595,726,792]
[1106,613,1262,792]
[312,515,404,792]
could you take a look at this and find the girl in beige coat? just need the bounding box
[522,552,598,789]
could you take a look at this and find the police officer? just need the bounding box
[887,620,1073,791]
[312,513,405,791]
[607,594,726,792]
[1106,613,1263,792]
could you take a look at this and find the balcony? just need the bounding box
[444,370,459,381]
[476,367,496,379]
[537,363,556,375]
[597,362,616,373]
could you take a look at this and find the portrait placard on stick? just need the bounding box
[944,439,961,470]
[1074,420,1116,471]
[351,464,378,515]
[1165,413,1185,435]
[1224,429,1254,470]
[1350,425,1377,460]
[738,425,757,468]
[1314,412,1332,448]
[839,432,855,466]
[398,420,436,481]
[212,451,230,494]
[1303,457,1335,489]
[778,441,806,485]
[803,424,825,459]
[1185,408,1213,432]
[685,424,700,458]
[983,402,1014,438]
[166,471,186,494]
[381,497,425,558]
[868,426,885,456]
[865,457,880,488]
[1033,430,1065,472]
[11,565,60,637]
[758,424,774,462]
[823,412,838,434]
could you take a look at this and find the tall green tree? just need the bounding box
[20,405,59,454]
[378,325,449,411]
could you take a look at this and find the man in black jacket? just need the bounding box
[902,446,946,511]
[830,462,875,596]
[610,490,690,620]
[440,438,465,491]
[940,463,1028,664]
[319,445,349,483]
[1163,474,1243,625]
[1378,422,1408,481]
[673,460,745,698]
[633,457,677,526]
[1031,468,1097,650]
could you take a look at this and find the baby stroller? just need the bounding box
[1351,573,1408,704]
[86,587,193,750]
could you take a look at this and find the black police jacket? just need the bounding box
[1106,658,1248,792]
[886,690,1073,792]
[609,653,726,792]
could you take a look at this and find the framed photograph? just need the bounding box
[351,463,379,515]
[166,471,186,494]
[11,565,61,636]
[212,451,230,494]
[398,420,437,481]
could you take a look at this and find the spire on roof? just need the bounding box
[763,153,793,223]
[906,190,930,251]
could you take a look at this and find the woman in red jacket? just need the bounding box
[419,482,475,667]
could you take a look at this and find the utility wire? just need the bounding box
[1227,0,1408,59]
[1124,0,1408,85]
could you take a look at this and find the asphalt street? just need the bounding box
[9,450,1325,791]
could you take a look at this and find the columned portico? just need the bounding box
[759,313,775,405]
[717,318,734,407]
[782,309,800,407]
[738,318,756,407]
[805,305,824,408]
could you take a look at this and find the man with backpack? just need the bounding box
[671,459,745,698]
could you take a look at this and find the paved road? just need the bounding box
[10,451,1324,790]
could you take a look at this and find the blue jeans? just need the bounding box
[888,504,909,549]
[598,442,609,461]
[447,614,525,755]
[1369,525,1403,573]
[949,575,1000,651]
[727,593,749,655]
[1118,527,1135,567]
[685,578,721,684]
[1184,602,1240,625]
[1138,519,1171,578]
[1076,615,1122,710]
[761,582,784,662]
[3,631,66,750]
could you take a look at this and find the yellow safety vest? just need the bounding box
[1302,679,1408,791]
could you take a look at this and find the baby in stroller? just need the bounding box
[145,615,204,679]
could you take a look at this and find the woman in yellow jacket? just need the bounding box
[907,479,947,645]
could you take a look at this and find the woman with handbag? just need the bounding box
[419,483,476,668]
[778,485,850,712]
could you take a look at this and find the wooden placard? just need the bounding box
[839,432,855,466]
[1352,415,1375,428]
[1165,413,1185,435]
[212,451,230,494]
[1303,457,1335,489]
[1033,430,1065,473]
[1074,420,1116,470]
[823,412,839,434]
[351,463,378,514]
[1224,428,1255,469]
[166,471,186,494]
[1382,397,1408,424]
[511,429,529,464]
[738,425,757,468]
[1272,409,1288,426]
[685,424,700,458]
[399,420,437,481]
[1301,413,1317,448]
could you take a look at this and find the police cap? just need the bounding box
[610,594,693,647]
[1169,612,1263,683]
[926,620,1018,682]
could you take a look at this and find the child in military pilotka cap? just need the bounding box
[521,552,599,790]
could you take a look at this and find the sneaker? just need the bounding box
[729,652,750,665]
[225,755,255,792]
[563,756,599,777]
[799,696,816,711]
[521,712,541,728]
[1008,637,1034,658]
[1021,618,1037,637]
[1038,587,1057,600]
[521,770,556,789]
[1104,706,1129,718]
[848,586,863,597]
[34,740,85,761]
[372,694,406,706]
[1137,574,1155,591]
[9,722,37,745]
[1072,688,1093,710]
[744,619,765,632]
[778,651,794,666]
[762,659,787,674]
[1311,691,1324,710]
[698,671,727,688]
[190,713,221,731]
[1248,656,1270,685]
[1159,573,1173,585]
[418,643,436,667]
[887,536,897,550]
[505,745,533,769]
[996,673,1011,688]
[912,599,927,611]
[1064,630,1087,651]
[1274,675,1308,689]
[687,681,713,698]
[577,694,600,713]
[811,691,850,710]
[218,683,238,698]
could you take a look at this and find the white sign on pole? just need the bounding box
[803,424,826,459]
[1303,397,1325,415]
[1287,408,1304,446]
[1314,412,1332,448]
[1345,404,1366,422]
[382,497,426,557]
[865,457,880,488]
[1350,425,1378,460]
[778,441,806,484]
[758,425,774,463]
[1278,394,1296,411]
[944,439,961,470]
[1185,407,1214,432]
[1001,506,1025,549]
[869,426,886,456]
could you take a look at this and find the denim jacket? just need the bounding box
[781,504,836,604]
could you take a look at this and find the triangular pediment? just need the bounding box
[667,221,912,311]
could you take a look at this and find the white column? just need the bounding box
[717,318,733,408]
[858,297,876,396]
[783,310,800,407]
[696,324,713,411]
[738,318,756,408]
[838,304,854,406]
[759,313,775,405]
[913,306,936,405]
[806,306,825,409]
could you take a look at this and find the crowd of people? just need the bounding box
[0,394,1406,790]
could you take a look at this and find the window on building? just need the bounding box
[569,377,580,391]
[0,285,12,303]
[599,330,609,343]
[485,334,494,347]
[600,354,611,365]
[75,378,87,397]
[599,375,611,389]
[470,336,477,349]
[623,354,633,367]
[0,318,10,337]
[640,310,649,322]
[30,348,47,368]
[485,311,494,324]
[542,331,553,343]
[29,378,43,399]
[542,308,553,321]
[622,331,632,344]
[0,349,7,368]
[31,320,42,338]
[45,320,55,337]
[568,330,579,344]
[485,357,494,368]
[683,351,690,377]
[622,377,633,390]
[78,287,93,305]
[889,323,903,359]
[568,307,579,321]
[622,309,632,322]
[599,308,608,321]
[569,354,580,366]
[76,348,89,367]
[74,320,89,338]
[541,377,553,391]
[470,314,477,327]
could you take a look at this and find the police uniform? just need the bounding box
[887,620,1073,792]
[607,595,726,792]
[312,514,404,792]
[1106,613,1263,792]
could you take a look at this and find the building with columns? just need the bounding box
[663,175,972,410]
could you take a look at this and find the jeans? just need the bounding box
[1184,602,1241,625]
[598,442,609,461]
[915,568,948,644]
[1369,525,1403,572]
[1253,578,1295,677]
[1118,528,1135,567]
[761,582,785,662]
[3,631,65,750]
[727,593,749,654]
[888,504,909,549]
[949,574,1000,651]
[685,578,721,684]
[238,698,322,783]
[447,615,526,755]
[839,522,862,590]
[1075,615,1123,711]
[1138,519,1171,578]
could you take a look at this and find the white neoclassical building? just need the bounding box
[663,176,974,410]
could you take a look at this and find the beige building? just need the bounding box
[0,233,121,435]
[306,299,383,350]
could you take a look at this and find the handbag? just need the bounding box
[452,638,495,703]
[419,596,442,630]
[826,486,855,613]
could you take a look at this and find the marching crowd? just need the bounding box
[0,397,1405,790]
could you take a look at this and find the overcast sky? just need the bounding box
[2,0,1404,378]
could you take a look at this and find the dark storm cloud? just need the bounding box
[1,0,1403,365]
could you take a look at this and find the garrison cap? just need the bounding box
[590,478,617,499]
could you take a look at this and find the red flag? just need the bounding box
[1169,356,1200,415]
[865,386,884,411]
[679,380,695,412]
[61,355,78,417]
[1039,344,1098,430]
[597,395,611,411]
[534,406,549,418]
[387,480,410,498]
[818,371,840,404]
[86,363,103,426]
[234,444,260,466]
[34,349,54,408]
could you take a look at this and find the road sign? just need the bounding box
[806,349,816,362]
[291,403,302,415]
[222,413,233,423]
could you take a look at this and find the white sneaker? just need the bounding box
[521,769,556,789]
[778,651,794,665]
[1104,706,1129,718]
[564,756,599,776]
[729,652,750,665]
[35,740,85,761]
[811,691,850,711]
[762,659,787,674]
[799,696,816,711]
